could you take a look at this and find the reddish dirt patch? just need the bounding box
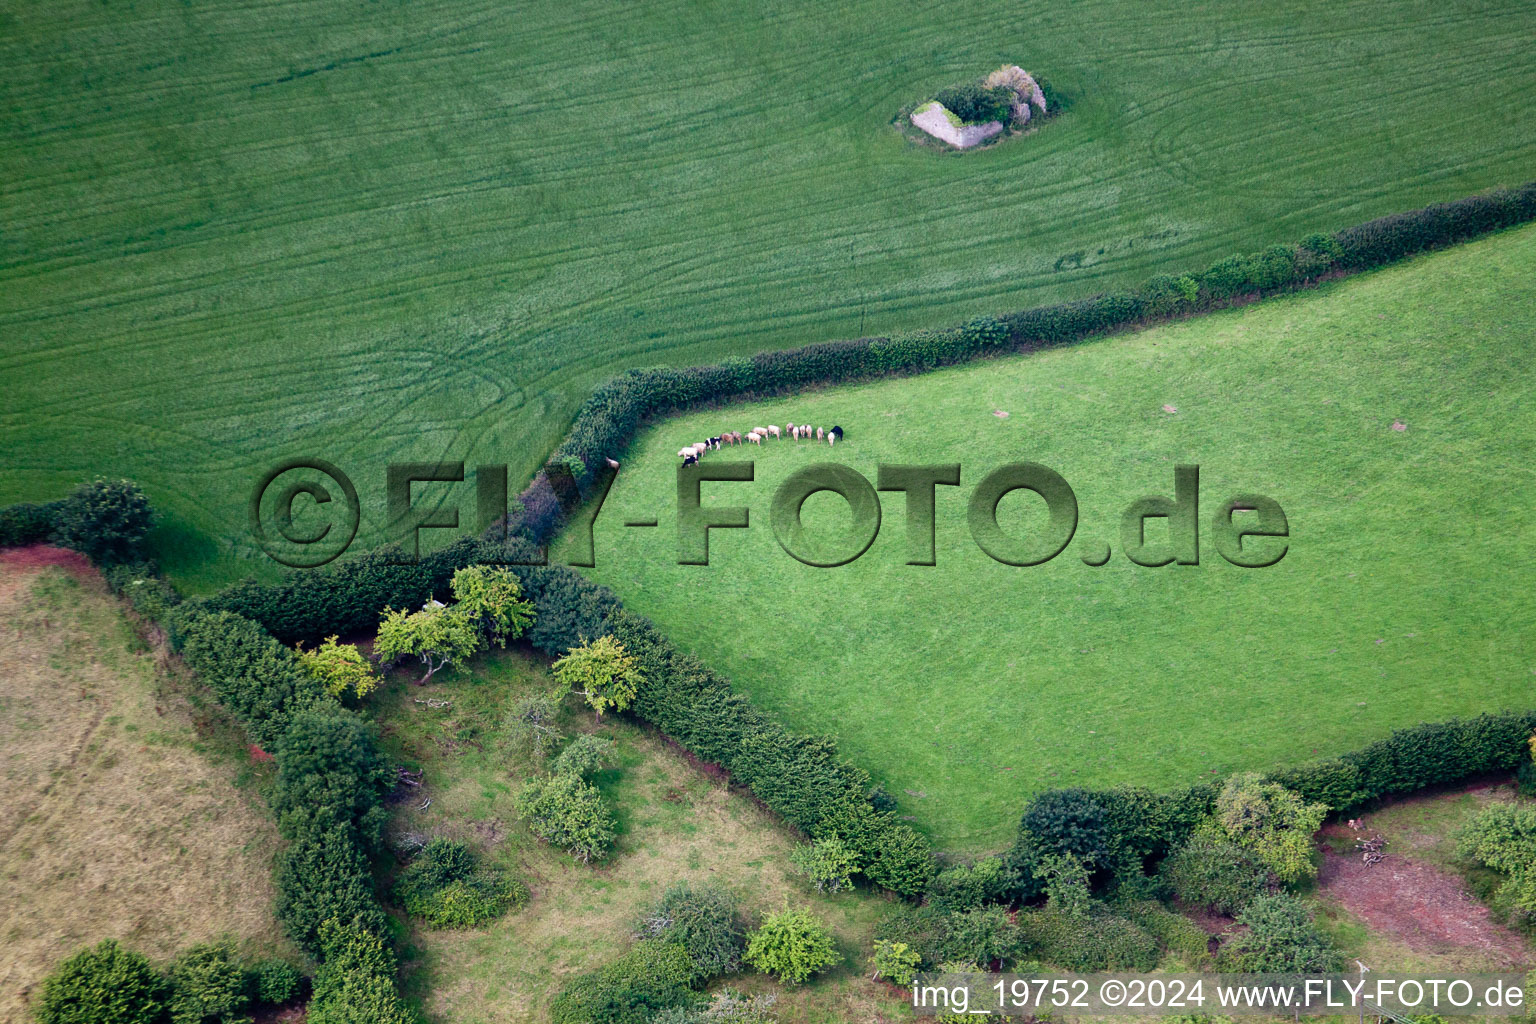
[1318,842,1529,966]
[0,544,95,578]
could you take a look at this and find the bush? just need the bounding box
[36,940,167,1024]
[744,907,842,984]
[1456,803,1536,921]
[177,609,328,748]
[1040,853,1093,919]
[1117,900,1213,968]
[246,958,303,1005]
[519,768,616,863]
[936,905,1022,967]
[604,940,698,991]
[874,902,947,968]
[870,939,922,986]
[552,734,615,779]
[51,477,155,565]
[1018,788,1111,870]
[1161,835,1272,914]
[790,836,860,894]
[653,990,778,1024]
[296,635,378,701]
[553,634,644,719]
[634,882,744,982]
[1219,893,1340,972]
[1019,906,1160,971]
[307,921,418,1024]
[1211,773,1325,883]
[925,856,1018,913]
[934,83,1014,125]
[0,499,64,547]
[549,972,696,1024]
[394,838,526,929]
[449,564,534,646]
[167,943,250,1024]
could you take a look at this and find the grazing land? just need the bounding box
[578,223,1536,852]
[0,553,293,1024]
[4,0,1536,590]
[377,650,897,1024]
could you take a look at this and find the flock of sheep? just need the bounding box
[678,422,844,465]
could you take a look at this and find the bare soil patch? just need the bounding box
[0,561,291,1023]
[1318,824,1529,966]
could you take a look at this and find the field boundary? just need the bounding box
[6,183,1536,911]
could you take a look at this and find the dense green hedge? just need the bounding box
[96,570,416,1017]
[1011,712,1536,882]
[536,181,1535,503]
[0,498,63,547]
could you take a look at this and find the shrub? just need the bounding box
[548,972,695,1024]
[167,943,251,1024]
[505,691,563,757]
[51,477,155,565]
[934,83,1014,125]
[1211,773,1325,883]
[653,989,778,1024]
[1456,803,1536,921]
[1264,758,1362,810]
[1219,893,1341,972]
[1294,232,1343,278]
[1200,255,1251,300]
[1019,906,1160,971]
[104,563,184,624]
[1117,900,1213,968]
[374,602,483,684]
[176,609,327,748]
[744,907,842,984]
[275,807,389,956]
[1040,853,1093,919]
[1161,835,1272,914]
[925,856,1017,913]
[307,921,418,1024]
[553,634,644,718]
[870,939,922,986]
[449,564,535,646]
[937,905,1022,967]
[1247,244,1298,290]
[519,769,616,862]
[1018,788,1111,869]
[1141,273,1200,317]
[634,882,745,982]
[552,733,615,779]
[296,635,378,701]
[790,836,861,894]
[246,958,303,1005]
[874,902,947,968]
[36,940,167,1024]
[270,708,392,848]
[0,499,64,547]
[604,940,698,992]
[394,838,526,929]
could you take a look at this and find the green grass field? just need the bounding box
[577,223,1536,853]
[4,0,1535,590]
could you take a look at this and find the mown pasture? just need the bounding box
[3,0,1535,589]
[577,224,1536,852]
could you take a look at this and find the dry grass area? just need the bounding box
[378,652,908,1024]
[0,554,293,1024]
